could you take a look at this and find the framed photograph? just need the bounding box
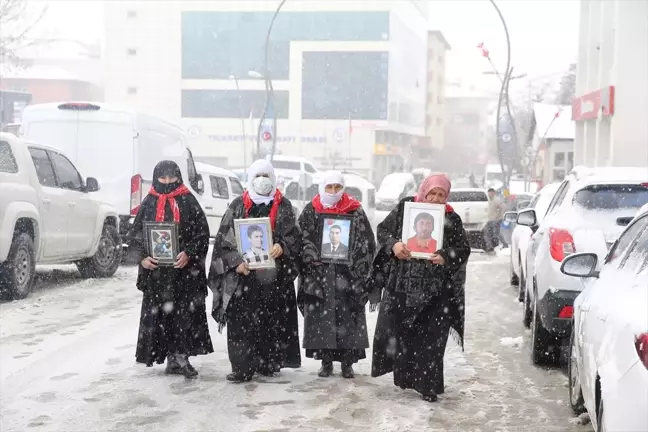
[319,214,354,264]
[401,202,445,260]
[143,222,179,266]
[234,217,275,270]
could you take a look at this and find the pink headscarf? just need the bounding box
[416,173,452,203]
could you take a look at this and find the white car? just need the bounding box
[195,162,244,237]
[560,207,648,432]
[447,188,490,249]
[375,172,417,212]
[517,166,648,365]
[504,182,561,295]
[267,155,318,192]
[0,133,122,299]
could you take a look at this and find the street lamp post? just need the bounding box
[229,74,248,168]
[481,0,514,194]
[248,70,275,160]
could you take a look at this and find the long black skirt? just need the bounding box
[136,284,214,366]
[391,301,451,396]
[226,288,285,375]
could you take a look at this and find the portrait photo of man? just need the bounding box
[242,224,270,265]
[406,212,438,254]
[321,223,350,260]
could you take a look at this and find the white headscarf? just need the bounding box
[246,159,277,205]
[319,171,345,208]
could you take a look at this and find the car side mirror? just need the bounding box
[560,253,600,278]
[516,209,537,227]
[86,177,100,192]
[503,211,518,223]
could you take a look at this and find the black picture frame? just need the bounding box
[143,222,179,266]
[318,214,354,264]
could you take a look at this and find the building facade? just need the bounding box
[530,103,574,185]
[104,0,444,182]
[574,0,648,168]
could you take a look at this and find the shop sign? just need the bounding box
[207,134,327,143]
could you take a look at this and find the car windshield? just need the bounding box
[573,184,648,210]
[272,160,301,170]
[447,191,488,202]
[378,175,407,195]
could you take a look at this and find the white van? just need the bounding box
[20,102,205,241]
[283,173,376,224]
[195,162,244,236]
[267,155,319,192]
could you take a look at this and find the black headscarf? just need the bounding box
[152,160,184,195]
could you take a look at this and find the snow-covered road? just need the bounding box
[0,252,594,432]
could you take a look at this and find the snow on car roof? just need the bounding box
[194,161,236,177]
[570,166,648,185]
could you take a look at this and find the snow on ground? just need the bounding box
[0,254,593,432]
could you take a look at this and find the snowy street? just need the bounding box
[0,252,593,432]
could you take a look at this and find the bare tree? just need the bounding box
[554,63,576,106]
[0,0,47,66]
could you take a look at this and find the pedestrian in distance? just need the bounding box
[297,171,376,379]
[483,187,506,254]
[209,159,302,383]
[368,172,470,402]
[128,160,213,378]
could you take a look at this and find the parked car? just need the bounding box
[267,155,318,192]
[284,173,376,225]
[375,173,417,212]
[560,205,648,432]
[447,188,490,249]
[20,102,205,244]
[504,182,561,291]
[0,133,122,299]
[517,166,648,365]
[194,162,244,237]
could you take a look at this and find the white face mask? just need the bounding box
[321,190,343,208]
[252,176,273,196]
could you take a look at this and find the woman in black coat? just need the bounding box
[369,173,470,402]
[297,171,376,379]
[209,159,301,382]
[128,160,213,378]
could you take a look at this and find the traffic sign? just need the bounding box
[262,131,272,141]
[501,132,512,143]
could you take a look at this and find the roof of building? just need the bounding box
[533,103,574,141]
[428,30,451,50]
[0,64,87,82]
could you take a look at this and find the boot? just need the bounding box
[421,392,438,403]
[226,372,253,383]
[256,364,275,377]
[341,362,355,379]
[174,354,198,379]
[318,360,333,377]
[165,355,182,375]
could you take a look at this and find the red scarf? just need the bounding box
[242,189,283,230]
[312,193,361,215]
[414,197,454,214]
[148,184,191,222]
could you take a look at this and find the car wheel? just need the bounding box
[510,254,519,286]
[597,398,606,432]
[530,295,556,365]
[77,225,122,278]
[0,233,36,300]
[518,257,526,302]
[521,280,532,328]
[568,328,586,414]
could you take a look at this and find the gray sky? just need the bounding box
[32,0,579,85]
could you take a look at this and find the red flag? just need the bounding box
[477,42,489,58]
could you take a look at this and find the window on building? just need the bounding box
[181,11,390,80]
[568,151,574,171]
[554,151,565,168]
[301,51,389,120]
[181,89,289,119]
[552,169,566,181]
[127,87,138,95]
[127,10,137,18]
[127,48,137,56]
